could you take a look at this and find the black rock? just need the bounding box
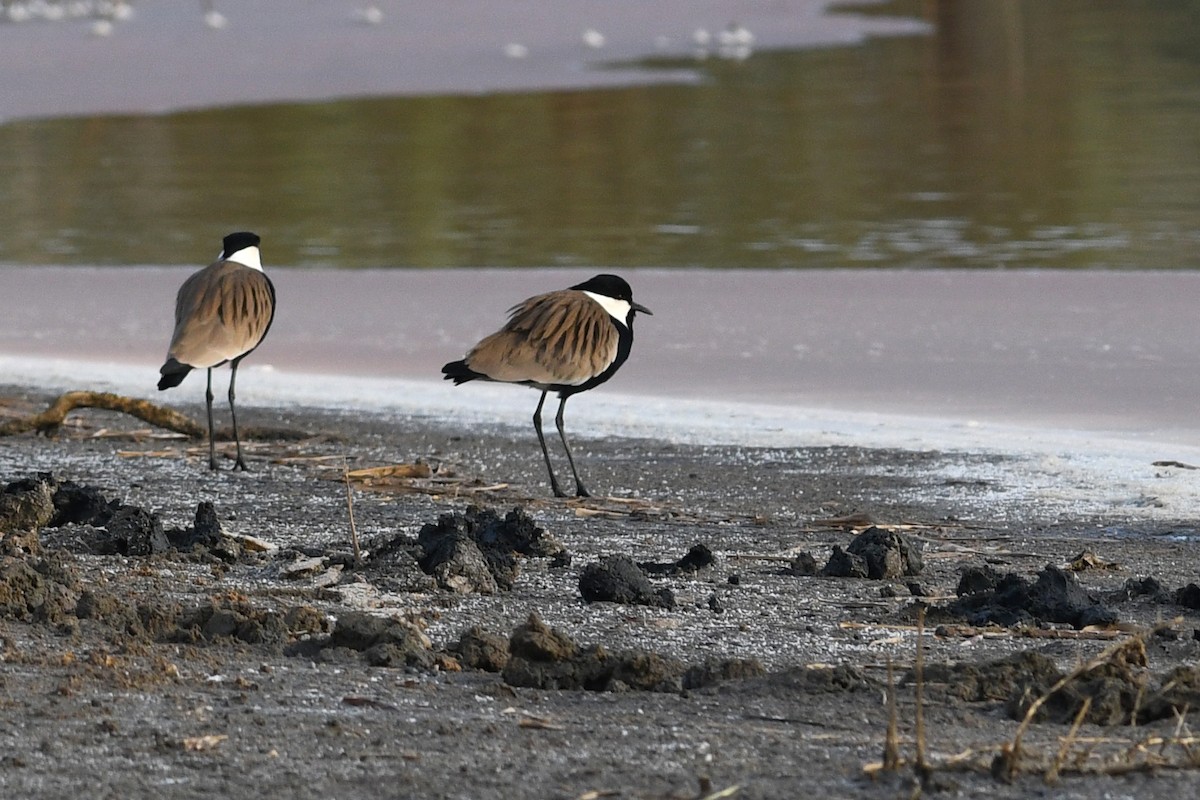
[845,526,923,579]
[786,553,819,576]
[822,545,868,578]
[1176,583,1200,609]
[0,474,56,533]
[418,533,498,594]
[950,565,1118,629]
[641,543,716,575]
[50,479,119,528]
[416,505,565,592]
[957,565,1002,596]
[327,611,433,669]
[579,554,674,608]
[104,506,170,556]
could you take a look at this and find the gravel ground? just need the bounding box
[3,386,1200,799]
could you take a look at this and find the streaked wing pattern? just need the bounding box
[465,290,618,386]
[168,261,275,369]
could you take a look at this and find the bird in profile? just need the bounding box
[158,231,275,471]
[442,274,652,497]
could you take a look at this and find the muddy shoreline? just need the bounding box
[3,385,1200,798]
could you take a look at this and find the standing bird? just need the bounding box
[158,231,275,471]
[442,274,652,498]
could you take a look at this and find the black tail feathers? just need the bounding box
[441,360,481,385]
[157,359,192,390]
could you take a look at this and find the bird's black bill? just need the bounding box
[632,302,653,315]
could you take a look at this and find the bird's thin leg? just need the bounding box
[533,390,566,497]
[229,358,248,471]
[205,368,218,470]
[555,396,589,498]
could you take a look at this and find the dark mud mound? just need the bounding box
[311,610,435,668]
[1175,582,1200,609]
[1,521,298,649]
[416,505,565,593]
[923,639,1200,727]
[920,651,1062,702]
[1006,640,1149,725]
[0,474,57,532]
[786,551,820,576]
[823,526,923,579]
[168,596,289,647]
[949,565,1117,629]
[682,657,767,690]
[49,478,122,528]
[640,543,716,575]
[1107,576,1171,603]
[758,664,875,694]
[61,499,243,561]
[341,534,436,593]
[74,589,182,640]
[3,474,250,563]
[451,625,510,672]
[166,501,238,560]
[500,612,763,693]
[579,554,675,608]
[0,529,80,624]
[97,506,170,556]
[502,612,685,692]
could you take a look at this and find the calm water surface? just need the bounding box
[1,0,1198,269]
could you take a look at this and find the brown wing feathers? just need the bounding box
[168,261,275,369]
[465,290,618,386]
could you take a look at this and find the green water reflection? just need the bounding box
[1,0,1198,269]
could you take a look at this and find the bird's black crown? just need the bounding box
[571,273,633,303]
[222,231,261,257]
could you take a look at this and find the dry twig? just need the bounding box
[0,390,311,441]
[343,457,362,566]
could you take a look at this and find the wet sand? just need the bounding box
[2,388,1200,798]
[4,265,1200,433]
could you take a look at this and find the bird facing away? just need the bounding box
[442,274,652,497]
[158,231,275,471]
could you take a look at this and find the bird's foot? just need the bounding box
[233,458,250,472]
[574,483,591,498]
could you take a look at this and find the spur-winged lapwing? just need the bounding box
[442,274,652,497]
[158,231,275,471]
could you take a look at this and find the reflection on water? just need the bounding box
[1,1,1198,269]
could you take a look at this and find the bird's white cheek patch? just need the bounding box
[583,291,632,323]
[223,245,263,272]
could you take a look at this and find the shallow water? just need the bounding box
[1,1,1198,269]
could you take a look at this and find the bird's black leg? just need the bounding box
[229,358,248,471]
[555,396,589,498]
[533,390,566,497]
[205,367,219,470]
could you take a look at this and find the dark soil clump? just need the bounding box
[0,473,57,532]
[950,565,1118,628]
[501,612,685,692]
[640,543,716,575]
[822,526,923,579]
[416,505,564,593]
[169,596,290,647]
[579,554,675,608]
[320,610,434,668]
[100,505,170,555]
[451,625,510,672]
[501,613,769,694]
[0,529,80,624]
[920,651,1063,702]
